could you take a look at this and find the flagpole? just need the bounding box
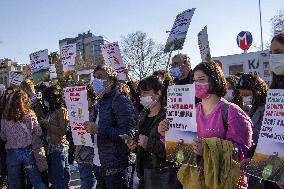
[258,0,264,51]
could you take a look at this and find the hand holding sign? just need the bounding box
[83,121,98,134]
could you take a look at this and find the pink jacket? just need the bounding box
[196,99,253,189]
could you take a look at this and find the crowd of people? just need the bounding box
[0,32,284,189]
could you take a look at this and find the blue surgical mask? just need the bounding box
[44,100,49,109]
[92,78,105,94]
[171,67,182,78]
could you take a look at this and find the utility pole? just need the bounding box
[259,0,264,51]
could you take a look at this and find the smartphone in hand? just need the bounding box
[119,134,133,141]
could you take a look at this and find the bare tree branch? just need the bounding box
[121,31,168,80]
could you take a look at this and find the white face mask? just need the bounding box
[140,96,155,109]
[224,90,234,101]
[269,54,284,75]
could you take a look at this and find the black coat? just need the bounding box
[135,108,166,178]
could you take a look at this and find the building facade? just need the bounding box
[59,31,109,60]
[0,59,24,87]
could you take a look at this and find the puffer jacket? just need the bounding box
[93,89,137,168]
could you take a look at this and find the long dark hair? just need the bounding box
[226,75,243,109]
[193,61,228,97]
[42,85,65,114]
[0,86,19,120]
[236,73,268,116]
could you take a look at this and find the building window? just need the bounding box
[229,64,243,75]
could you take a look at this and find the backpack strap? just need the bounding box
[221,101,230,132]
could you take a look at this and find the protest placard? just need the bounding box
[165,84,197,164]
[61,44,76,72]
[30,49,50,73]
[9,71,23,86]
[64,86,93,147]
[49,64,57,80]
[30,49,50,85]
[245,89,284,182]
[101,42,126,80]
[198,26,211,61]
[164,8,196,53]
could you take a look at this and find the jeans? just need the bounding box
[6,148,47,189]
[93,165,128,189]
[78,163,95,189]
[47,150,70,189]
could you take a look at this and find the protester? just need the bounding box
[266,31,284,189]
[0,90,47,189]
[236,74,268,155]
[170,53,194,85]
[0,86,16,188]
[41,85,70,189]
[20,79,46,121]
[124,69,144,113]
[225,75,244,109]
[235,74,268,189]
[20,79,49,187]
[83,65,137,189]
[125,76,182,189]
[158,61,253,189]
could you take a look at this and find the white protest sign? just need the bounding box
[164,8,196,53]
[198,26,211,61]
[61,44,76,72]
[64,86,93,147]
[101,42,126,80]
[9,71,23,86]
[256,90,284,145]
[165,84,197,164]
[29,49,50,73]
[244,54,264,77]
[167,84,196,131]
[249,89,284,182]
[49,64,57,80]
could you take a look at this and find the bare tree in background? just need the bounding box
[75,54,104,71]
[121,31,168,80]
[271,9,284,36]
[253,9,284,51]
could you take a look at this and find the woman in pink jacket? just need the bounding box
[159,61,253,189]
